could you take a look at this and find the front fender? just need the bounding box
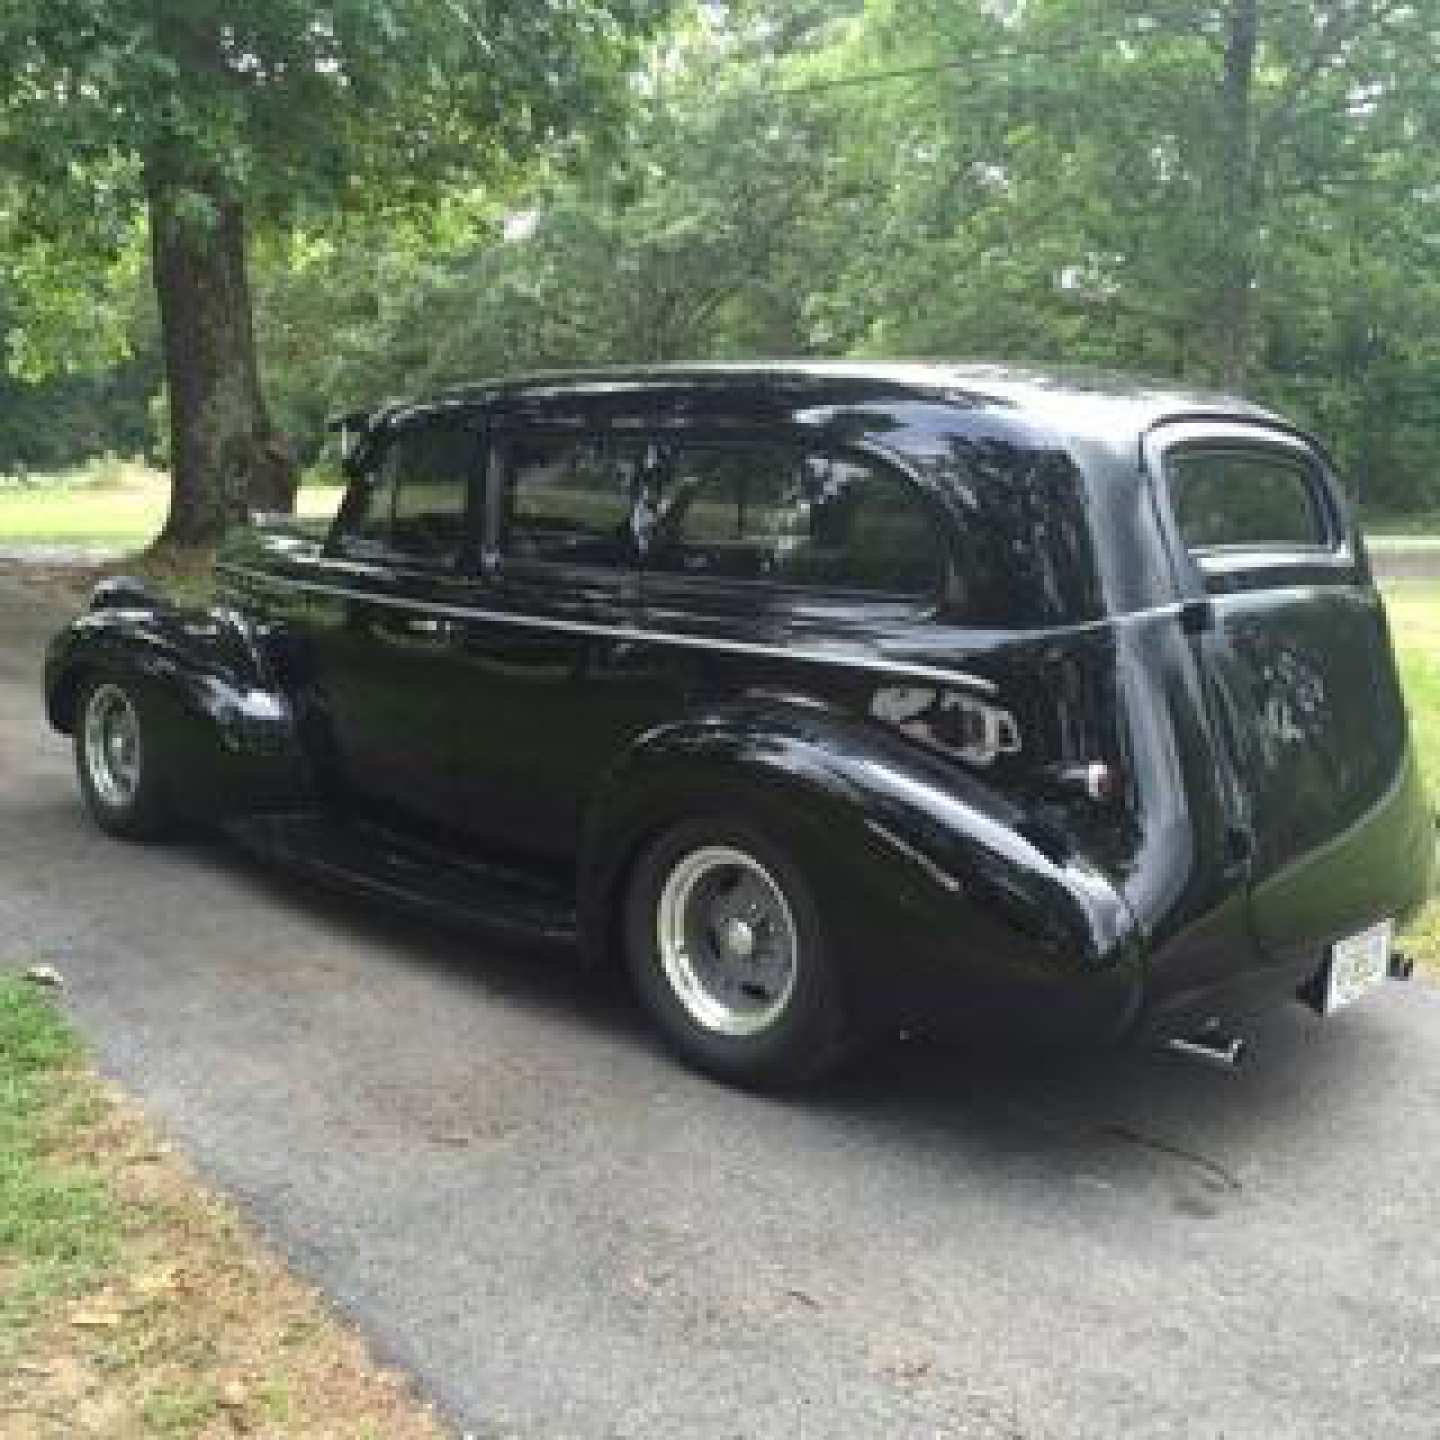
[44,586,310,815]
[579,698,1143,1033]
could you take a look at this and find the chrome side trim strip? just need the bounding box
[214,561,997,694]
[864,819,964,894]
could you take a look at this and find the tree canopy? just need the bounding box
[5,0,1440,513]
[0,0,669,539]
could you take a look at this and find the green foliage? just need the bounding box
[0,0,674,528]
[248,12,847,427]
[0,362,158,474]
[0,198,159,470]
[0,0,668,223]
[7,0,1440,510]
[237,0,1440,512]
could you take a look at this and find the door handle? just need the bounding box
[378,614,456,644]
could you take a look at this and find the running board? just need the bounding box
[225,812,578,944]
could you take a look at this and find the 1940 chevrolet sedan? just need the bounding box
[44,363,1434,1087]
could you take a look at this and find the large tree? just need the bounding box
[795,0,1439,385]
[138,0,1440,509]
[0,0,664,544]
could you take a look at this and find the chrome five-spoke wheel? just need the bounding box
[656,844,799,1036]
[626,815,852,1089]
[83,682,142,808]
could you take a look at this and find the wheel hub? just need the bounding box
[720,916,756,960]
[83,683,142,809]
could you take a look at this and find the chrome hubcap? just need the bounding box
[656,845,798,1036]
[721,916,756,961]
[83,684,142,808]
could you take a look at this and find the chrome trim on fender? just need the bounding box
[865,819,964,894]
[214,561,999,695]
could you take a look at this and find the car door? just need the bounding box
[304,407,484,833]
[445,416,676,861]
[1149,422,1430,963]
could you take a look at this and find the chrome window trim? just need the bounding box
[1140,421,1356,593]
[1147,425,1343,548]
[213,560,998,696]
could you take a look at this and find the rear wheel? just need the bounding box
[74,676,170,840]
[624,816,851,1089]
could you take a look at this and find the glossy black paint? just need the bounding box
[45,363,1435,1048]
[45,591,310,815]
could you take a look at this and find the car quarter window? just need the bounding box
[336,419,477,567]
[502,432,651,568]
[648,441,943,596]
[1167,448,1330,552]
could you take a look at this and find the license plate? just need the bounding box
[1324,918,1394,1014]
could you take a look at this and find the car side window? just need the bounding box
[502,432,649,568]
[1169,449,1329,552]
[648,442,943,597]
[336,420,477,567]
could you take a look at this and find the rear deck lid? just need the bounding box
[1149,421,1432,962]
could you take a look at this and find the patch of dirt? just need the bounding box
[0,543,218,613]
[0,560,102,608]
[1,1072,450,1439]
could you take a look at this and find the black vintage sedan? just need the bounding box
[44,363,1433,1087]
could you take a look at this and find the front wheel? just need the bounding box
[624,816,852,1089]
[74,676,171,840]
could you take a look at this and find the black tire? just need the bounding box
[624,814,852,1090]
[73,674,171,841]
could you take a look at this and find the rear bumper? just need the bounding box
[1126,732,1433,1045]
[1133,950,1323,1044]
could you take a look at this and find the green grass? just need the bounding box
[0,461,339,550]
[0,973,446,1437]
[1385,583,1440,792]
[140,1382,220,1434]
[1364,533,1440,552]
[1362,510,1440,538]
[1381,581,1440,967]
[0,977,118,1354]
[0,461,169,546]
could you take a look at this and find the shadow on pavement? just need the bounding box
[190,821,1402,1210]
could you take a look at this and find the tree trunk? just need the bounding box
[1218,0,1259,390]
[147,173,295,548]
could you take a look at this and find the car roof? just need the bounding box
[372,360,1296,451]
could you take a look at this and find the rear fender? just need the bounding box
[44,585,309,816]
[578,698,1141,1009]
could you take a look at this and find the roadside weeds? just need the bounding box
[0,972,449,1439]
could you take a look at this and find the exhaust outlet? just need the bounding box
[1164,1026,1247,1071]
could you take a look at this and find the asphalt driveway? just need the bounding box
[4,570,1440,1439]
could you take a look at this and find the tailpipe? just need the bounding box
[1164,1024,1247,1072]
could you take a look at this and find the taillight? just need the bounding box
[869,684,1021,768]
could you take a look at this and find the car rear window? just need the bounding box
[1168,449,1329,551]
